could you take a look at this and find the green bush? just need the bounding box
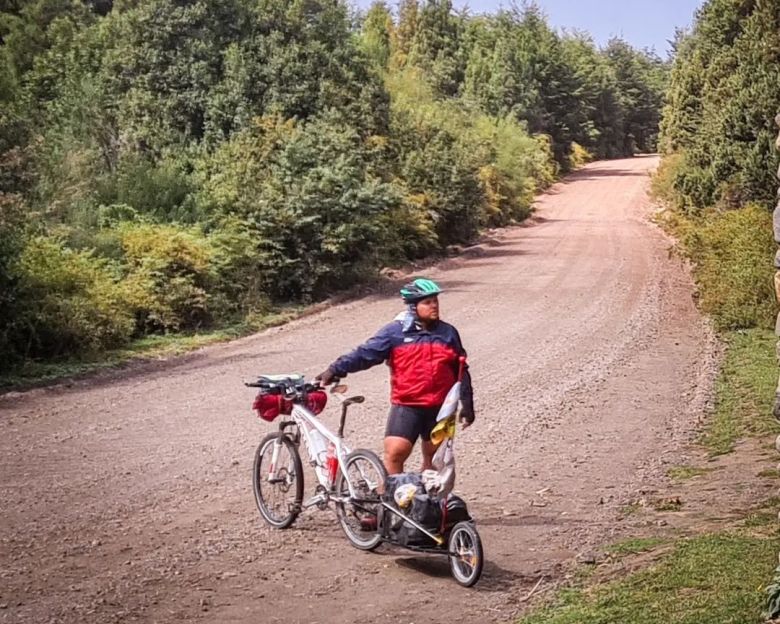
[94,155,199,223]
[651,152,685,207]
[388,70,483,245]
[677,204,776,331]
[380,192,439,260]
[388,70,555,236]
[199,113,401,300]
[207,217,269,319]
[7,236,134,361]
[479,116,556,223]
[568,142,593,170]
[396,120,483,246]
[119,223,214,332]
[0,194,30,365]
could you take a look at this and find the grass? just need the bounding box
[619,502,643,517]
[755,496,780,511]
[743,512,776,528]
[667,465,713,481]
[518,532,779,624]
[743,497,780,528]
[0,307,305,391]
[703,329,780,456]
[605,537,668,556]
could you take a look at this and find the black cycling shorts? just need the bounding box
[385,404,442,443]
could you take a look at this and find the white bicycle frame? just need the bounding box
[266,396,368,509]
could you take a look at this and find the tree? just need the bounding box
[604,38,666,154]
[659,0,780,209]
[393,0,419,66]
[407,0,464,97]
[360,1,393,70]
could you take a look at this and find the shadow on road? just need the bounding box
[564,167,647,180]
[394,556,529,593]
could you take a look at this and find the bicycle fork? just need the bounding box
[266,438,282,482]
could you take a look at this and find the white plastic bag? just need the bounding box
[424,437,455,497]
[393,483,418,508]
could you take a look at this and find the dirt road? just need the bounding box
[0,156,718,624]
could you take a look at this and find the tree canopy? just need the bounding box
[659,0,780,211]
[0,0,668,368]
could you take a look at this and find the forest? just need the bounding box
[655,0,780,331]
[0,0,668,370]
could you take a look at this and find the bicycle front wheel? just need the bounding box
[253,432,304,529]
[334,449,387,551]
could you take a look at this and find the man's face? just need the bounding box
[415,295,440,323]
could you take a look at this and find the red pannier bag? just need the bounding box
[253,393,292,422]
[254,390,327,421]
[305,390,327,415]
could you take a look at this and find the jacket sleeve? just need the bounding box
[451,328,474,413]
[329,323,396,377]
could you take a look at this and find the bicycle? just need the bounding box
[247,374,387,550]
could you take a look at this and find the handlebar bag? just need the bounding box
[253,393,294,421]
[254,390,327,421]
[305,390,328,415]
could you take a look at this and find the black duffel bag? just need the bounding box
[384,474,441,546]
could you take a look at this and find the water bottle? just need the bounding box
[308,428,327,465]
[325,443,339,486]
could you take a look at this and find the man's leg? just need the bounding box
[384,405,420,474]
[384,436,414,474]
[420,439,438,471]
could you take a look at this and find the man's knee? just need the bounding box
[384,436,413,474]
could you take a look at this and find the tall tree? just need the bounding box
[659,0,780,209]
[361,1,394,70]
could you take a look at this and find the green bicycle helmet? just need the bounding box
[400,278,443,303]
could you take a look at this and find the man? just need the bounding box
[317,278,475,474]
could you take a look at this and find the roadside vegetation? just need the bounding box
[520,532,780,624]
[0,0,667,386]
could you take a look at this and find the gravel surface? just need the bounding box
[0,156,719,624]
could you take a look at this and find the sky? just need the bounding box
[352,0,705,57]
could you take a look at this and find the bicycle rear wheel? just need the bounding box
[448,521,483,587]
[253,432,304,529]
[334,449,387,551]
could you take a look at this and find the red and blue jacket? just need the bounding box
[328,318,474,410]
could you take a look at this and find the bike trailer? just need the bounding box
[383,473,471,547]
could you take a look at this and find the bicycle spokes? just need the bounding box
[453,531,477,574]
[261,441,299,521]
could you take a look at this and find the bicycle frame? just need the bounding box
[268,400,366,509]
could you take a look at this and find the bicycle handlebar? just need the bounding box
[244,375,337,400]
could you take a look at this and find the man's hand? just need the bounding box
[315,367,336,386]
[459,407,475,429]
